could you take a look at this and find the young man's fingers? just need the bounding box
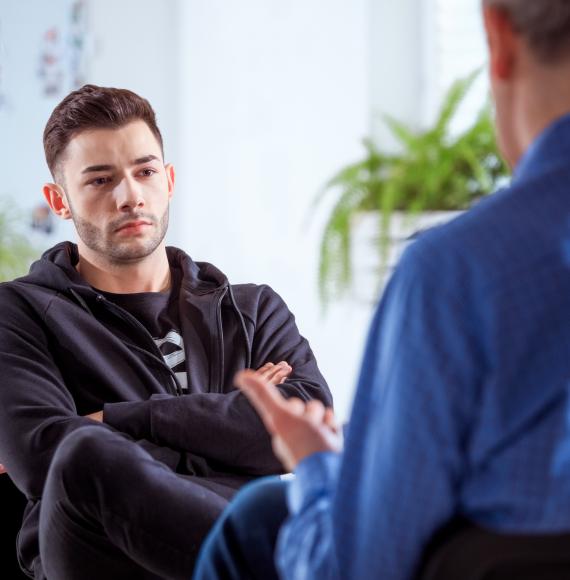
[255,362,274,379]
[255,362,292,384]
[268,366,292,384]
[264,361,291,379]
[257,362,274,371]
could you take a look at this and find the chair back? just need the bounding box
[419,519,570,580]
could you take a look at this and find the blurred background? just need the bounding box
[0,0,494,420]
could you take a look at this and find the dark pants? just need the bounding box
[193,477,290,580]
[39,426,237,580]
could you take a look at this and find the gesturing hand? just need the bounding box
[235,369,342,472]
[254,361,293,385]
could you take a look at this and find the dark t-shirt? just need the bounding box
[96,267,188,391]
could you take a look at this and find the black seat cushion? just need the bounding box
[0,475,29,579]
[419,519,570,580]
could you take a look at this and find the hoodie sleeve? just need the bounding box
[103,285,332,475]
[0,287,113,499]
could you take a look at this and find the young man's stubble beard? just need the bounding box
[67,197,170,264]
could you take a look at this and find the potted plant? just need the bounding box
[0,200,39,282]
[314,69,509,306]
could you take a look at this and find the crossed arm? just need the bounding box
[0,362,295,478]
[73,362,340,476]
[85,361,293,424]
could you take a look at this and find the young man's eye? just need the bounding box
[89,176,112,187]
[140,168,157,177]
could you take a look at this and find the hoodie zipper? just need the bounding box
[94,294,183,396]
[213,287,228,393]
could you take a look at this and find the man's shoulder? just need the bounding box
[0,277,47,302]
[228,282,282,306]
[426,161,570,247]
[227,283,288,322]
[0,279,56,329]
[415,186,515,252]
[403,171,570,294]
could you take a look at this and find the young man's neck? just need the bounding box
[76,245,172,294]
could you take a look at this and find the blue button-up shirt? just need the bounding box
[277,114,570,580]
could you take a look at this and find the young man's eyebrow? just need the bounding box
[132,154,161,165]
[82,164,114,174]
[81,155,160,174]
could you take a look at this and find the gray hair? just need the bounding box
[484,0,570,62]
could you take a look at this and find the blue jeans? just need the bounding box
[194,477,290,580]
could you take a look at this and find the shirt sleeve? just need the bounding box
[277,452,342,580]
[275,241,484,580]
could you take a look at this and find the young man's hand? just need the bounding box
[235,369,342,472]
[85,411,103,422]
[0,463,7,475]
[254,361,292,385]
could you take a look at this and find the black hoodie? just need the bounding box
[0,241,331,577]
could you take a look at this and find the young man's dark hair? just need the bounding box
[0,84,332,579]
[43,84,164,182]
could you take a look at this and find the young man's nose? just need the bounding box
[115,177,144,211]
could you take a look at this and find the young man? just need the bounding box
[195,1,570,578]
[0,85,331,579]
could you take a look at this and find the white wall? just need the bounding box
[173,0,371,419]
[87,0,180,177]
[369,0,424,149]
[427,0,488,133]
[0,0,76,245]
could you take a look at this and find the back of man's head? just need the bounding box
[484,0,570,63]
[43,85,164,183]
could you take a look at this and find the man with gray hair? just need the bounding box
[194,1,570,578]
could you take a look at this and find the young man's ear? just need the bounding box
[43,183,72,220]
[483,5,518,81]
[165,163,176,199]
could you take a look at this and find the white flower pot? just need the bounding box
[350,210,463,303]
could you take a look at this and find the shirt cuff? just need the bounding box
[287,451,340,514]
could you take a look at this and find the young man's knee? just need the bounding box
[48,425,114,489]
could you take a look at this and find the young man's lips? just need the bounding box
[115,221,152,233]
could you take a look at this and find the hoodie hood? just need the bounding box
[21,241,228,296]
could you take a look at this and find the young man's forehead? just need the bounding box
[64,121,164,165]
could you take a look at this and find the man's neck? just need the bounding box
[516,61,570,162]
[76,245,172,294]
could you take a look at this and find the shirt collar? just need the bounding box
[513,111,570,184]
